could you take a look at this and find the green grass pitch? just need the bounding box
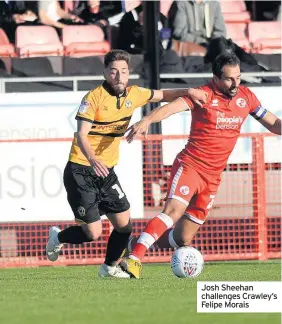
[0,261,280,324]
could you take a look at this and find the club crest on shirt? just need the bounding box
[77,206,85,217]
[125,100,132,109]
[78,101,90,113]
[180,186,189,196]
[236,98,246,108]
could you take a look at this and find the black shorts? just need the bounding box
[63,161,130,224]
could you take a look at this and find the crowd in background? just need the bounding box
[0,1,281,81]
[0,1,280,47]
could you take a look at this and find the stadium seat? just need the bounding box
[0,28,15,57]
[16,26,64,58]
[62,25,111,57]
[248,21,282,54]
[220,0,251,23]
[226,23,251,52]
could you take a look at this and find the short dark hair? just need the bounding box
[212,52,240,78]
[104,50,131,68]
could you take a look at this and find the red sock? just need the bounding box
[130,213,173,260]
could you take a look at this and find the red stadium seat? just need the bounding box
[226,23,251,51]
[248,21,282,54]
[222,12,251,23]
[16,26,64,58]
[0,28,15,57]
[220,0,251,23]
[62,25,111,57]
[220,0,247,13]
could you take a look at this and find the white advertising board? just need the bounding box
[0,92,143,222]
[0,87,280,222]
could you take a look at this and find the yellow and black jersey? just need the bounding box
[69,82,154,167]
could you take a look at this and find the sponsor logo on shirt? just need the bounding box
[216,112,243,130]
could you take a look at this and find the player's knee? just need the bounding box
[163,199,187,222]
[163,207,183,223]
[116,222,132,234]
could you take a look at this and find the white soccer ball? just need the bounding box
[171,246,204,278]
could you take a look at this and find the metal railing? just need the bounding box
[0,71,281,93]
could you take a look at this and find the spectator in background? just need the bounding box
[0,1,39,43]
[38,0,83,34]
[118,4,167,54]
[172,0,226,55]
[117,4,189,85]
[69,0,114,38]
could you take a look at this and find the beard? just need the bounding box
[111,83,127,95]
[224,87,238,98]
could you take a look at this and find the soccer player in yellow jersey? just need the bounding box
[46,49,207,278]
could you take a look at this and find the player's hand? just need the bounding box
[90,158,109,177]
[126,119,150,143]
[187,88,208,107]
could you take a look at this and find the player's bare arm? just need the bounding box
[255,111,281,135]
[76,120,109,177]
[126,97,190,143]
[151,88,208,107]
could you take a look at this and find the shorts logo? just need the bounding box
[78,101,90,113]
[236,98,246,108]
[180,186,189,196]
[77,206,85,217]
[125,100,132,109]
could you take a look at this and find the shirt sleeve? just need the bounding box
[133,87,154,107]
[179,96,195,110]
[75,91,97,123]
[248,89,267,120]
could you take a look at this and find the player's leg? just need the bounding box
[105,210,132,266]
[46,162,102,261]
[123,161,205,278]
[170,181,219,248]
[128,181,218,251]
[126,229,173,253]
[97,170,132,278]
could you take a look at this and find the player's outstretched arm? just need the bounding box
[255,111,281,135]
[126,98,189,143]
[76,120,109,177]
[151,88,208,106]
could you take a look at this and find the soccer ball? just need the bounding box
[171,246,204,278]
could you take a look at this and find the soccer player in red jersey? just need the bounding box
[123,52,282,278]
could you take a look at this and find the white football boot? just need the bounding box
[46,226,64,261]
[98,263,130,279]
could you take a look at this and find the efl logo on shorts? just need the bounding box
[180,186,189,196]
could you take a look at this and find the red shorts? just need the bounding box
[166,158,221,225]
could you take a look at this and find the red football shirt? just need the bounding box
[179,82,261,176]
